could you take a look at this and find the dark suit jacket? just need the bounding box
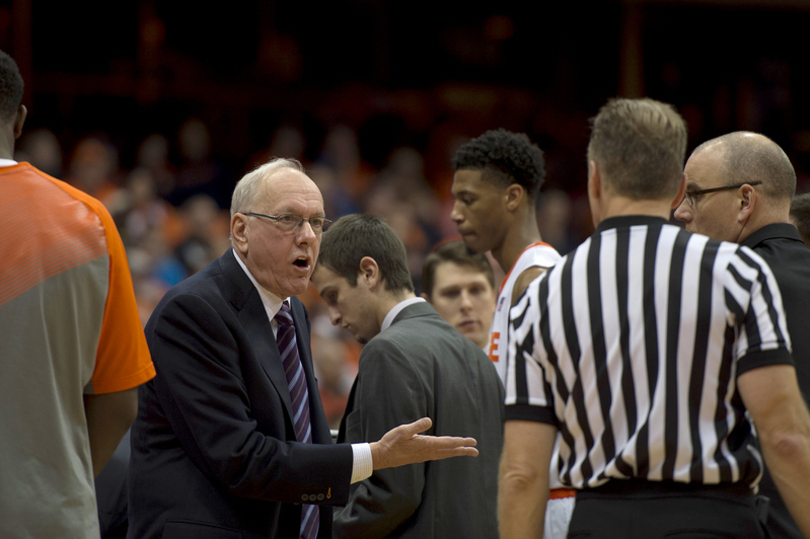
[333,301,504,538]
[128,250,353,539]
[743,223,810,539]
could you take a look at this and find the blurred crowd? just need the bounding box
[13,118,591,428]
[18,93,810,428]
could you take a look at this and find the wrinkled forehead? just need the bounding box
[685,146,728,188]
[259,168,324,212]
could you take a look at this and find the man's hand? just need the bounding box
[369,417,478,470]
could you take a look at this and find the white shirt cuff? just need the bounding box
[350,443,373,484]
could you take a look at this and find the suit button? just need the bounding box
[301,495,308,501]
[317,494,324,501]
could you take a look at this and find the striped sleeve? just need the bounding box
[504,274,557,425]
[726,245,793,376]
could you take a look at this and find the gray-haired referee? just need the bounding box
[498,98,810,539]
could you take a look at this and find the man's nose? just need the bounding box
[460,290,473,309]
[673,201,691,223]
[296,220,318,242]
[450,202,463,223]
[328,307,341,326]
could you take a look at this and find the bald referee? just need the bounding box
[498,98,810,539]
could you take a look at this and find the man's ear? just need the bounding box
[359,256,381,289]
[587,160,600,200]
[587,160,602,226]
[738,184,757,224]
[231,213,249,254]
[13,105,26,140]
[670,172,687,210]
[505,184,524,211]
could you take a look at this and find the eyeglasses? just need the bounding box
[244,212,332,234]
[682,181,762,207]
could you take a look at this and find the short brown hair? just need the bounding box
[587,98,687,199]
[421,241,495,299]
[317,214,414,293]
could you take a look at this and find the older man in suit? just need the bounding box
[311,214,504,539]
[128,159,479,539]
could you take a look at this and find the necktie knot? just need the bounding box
[276,302,294,327]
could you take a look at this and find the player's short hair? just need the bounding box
[453,128,545,200]
[0,50,23,123]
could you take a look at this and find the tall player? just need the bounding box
[450,128,570,539]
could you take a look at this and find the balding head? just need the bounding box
[692,131,795,201]
[674,131,796,243]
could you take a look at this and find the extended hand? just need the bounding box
[370,417,478,470]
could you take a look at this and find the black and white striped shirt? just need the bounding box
[505,215,793,490]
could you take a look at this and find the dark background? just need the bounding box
[5,0,808,191]
[5,0,810,429]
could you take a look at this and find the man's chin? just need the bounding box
[460,238,486,255]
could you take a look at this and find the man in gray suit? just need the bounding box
[311,214,504,538]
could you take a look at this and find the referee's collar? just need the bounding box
[595,215,669,234]
[742,222,804,250]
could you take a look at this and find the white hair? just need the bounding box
[230,157,304,218]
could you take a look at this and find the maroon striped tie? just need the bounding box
[276,303,318,539]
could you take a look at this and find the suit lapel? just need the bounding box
[219,251,295,423]
[337,379,359,444]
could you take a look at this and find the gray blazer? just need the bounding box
[334,301,504,538]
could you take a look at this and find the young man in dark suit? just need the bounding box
[128,159,479,539]
[312,214,504,539]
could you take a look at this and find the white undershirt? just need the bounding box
[0,158,18,167]
[232,249,372,483]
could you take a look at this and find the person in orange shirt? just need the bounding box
[0,49,155,538]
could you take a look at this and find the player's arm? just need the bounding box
[511,266,550,306]
[737,364,810,537]
[84,388,138,477]
[498,419,556,539]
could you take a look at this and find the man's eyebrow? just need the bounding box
[437,284,462,293]
[277,206,326,217]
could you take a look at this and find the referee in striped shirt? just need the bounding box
[498,98,810,539]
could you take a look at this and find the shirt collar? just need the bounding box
[0,158,18,167]
[595,215,669,235]
[741,223,805,250]
[231,248,286,320]
[381,297,425,332]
